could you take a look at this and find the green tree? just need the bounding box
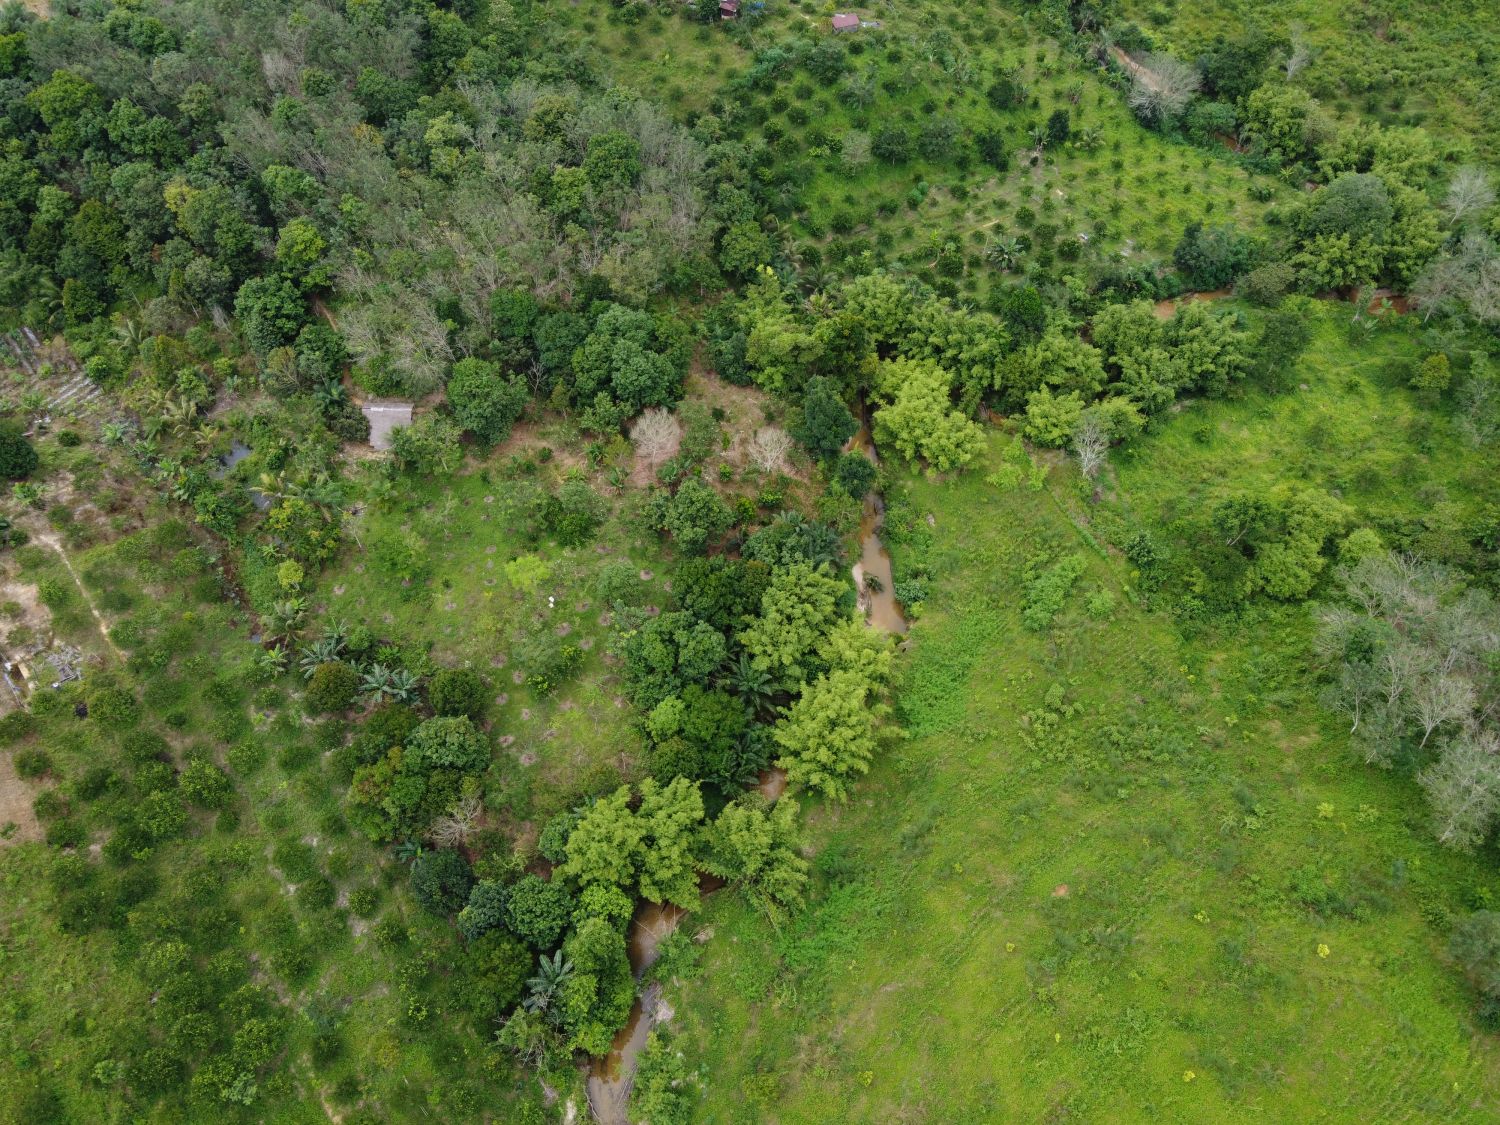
[404,715,489,773]
[699,796,809,922]
[410,848,474,915]
[558,917,634,1055]
[505,874,573,951]
[737,562,846,687]
[559,786,645,893]
[793,376,858,461]
[447,357,528,446]
[871,358,984,471]
[651,479,733,555]
[773,667,885,802]
[635,776,705,908]
[234,276,307,354]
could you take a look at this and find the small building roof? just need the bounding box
[831,12,858,29]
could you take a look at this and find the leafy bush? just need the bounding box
[1022,553,1088,630]
[306,661,358,713]
[404,716,489,773]
[411,848,474,915]
[88,686,140,729]
[429,668,487,719]
[180,758,233,808]
[15,746,51,778]
[0,421,39,480]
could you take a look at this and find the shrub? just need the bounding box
[306,661,359,712]
[0,710,36,744]
[349,887,380,917]
[429,668,487,719]
[15,746,51,778]
[180,759,233,808]
[122,729,169,765]
[411,848,474,915]
[0,421,38,480]
[505,874,573,951]
[88,686,140,730]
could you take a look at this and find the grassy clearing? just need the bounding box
[665,360,1500,1120]
[1119,0,1500,163]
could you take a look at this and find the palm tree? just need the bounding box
[524,952,575,1019]
[299,636,344,678]
[395,837,426,865]
[721,651,778,718]
[986,236,1023,270]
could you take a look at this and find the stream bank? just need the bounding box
[583,421,907,1123]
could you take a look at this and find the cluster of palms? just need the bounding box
[290,621,422,704]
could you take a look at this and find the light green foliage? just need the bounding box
[559,786,644,893]
[635,776,705,908]
[1412,353,1451,393]
[273,217,329,290]
[390,414,463,476]
[737,563,847,687]
[504,553,551,593]
[1021,552,1087,630]
[872,358,984,471]
[699,796,809,921]
[773,668,886,802]
[404,716,489,773]
[1001,327,1107,409]
[1022,387,1084,447]
[631,1032,695,1125]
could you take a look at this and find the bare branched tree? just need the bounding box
[1127,54,1201,126]
[1071,412,1107,482]
[1443,166,1497,228]
[631,408,681,467]
[430,794,484,849]
[749,426,794,473]
[1419,728,1500,850]
[1284,24,1312,79]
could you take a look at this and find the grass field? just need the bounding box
[1119,0,1500,164]
[662,309,1500,1120]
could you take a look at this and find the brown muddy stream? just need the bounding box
[584,424,906,1123]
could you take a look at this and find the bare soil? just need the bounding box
[0,750,44,846]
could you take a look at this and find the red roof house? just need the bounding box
[832,12,858,31]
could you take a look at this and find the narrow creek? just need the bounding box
[583,420,906,1123]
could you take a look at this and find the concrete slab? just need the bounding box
[362,402,413,451]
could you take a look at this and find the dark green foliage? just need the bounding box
[742,512,844,570]
[15,746,51,778]
[1300,174,1394,240]
[1173,223,1257,290]
[457,879,509,940]
[831,452,877,499]
[459,930,533,1024]
[306,662,359,713]
[0,421,38,479]
[506,875,573,950]
[234,276,307,354]
[411,848,474,916]
[793,377,858,461]
[447,357,528,446]
[543,479,608,547]
[429,667,487,719]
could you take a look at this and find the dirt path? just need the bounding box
[34,532,124,662]
[0,748,43,845]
